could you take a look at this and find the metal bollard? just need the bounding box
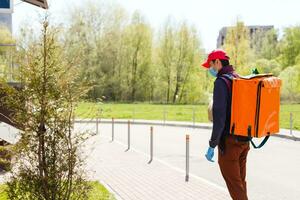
[111,117,114,142]
[163,107,166,125]
[192,107,196,128]
[125,120,131,152]
[148,126,154,164]
[185,134,190,182]
[290,112,293,137]
[96,109,100,135]
[96,118,99,135]
[132,108,135,122]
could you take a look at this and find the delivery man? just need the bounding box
[202,49,250,200]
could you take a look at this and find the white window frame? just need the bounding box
[0,0,14,14]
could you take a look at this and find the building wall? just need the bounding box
[216,25,274,48]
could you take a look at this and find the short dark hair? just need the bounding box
[212,59,230,67]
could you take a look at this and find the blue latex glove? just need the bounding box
[205,147,215,162]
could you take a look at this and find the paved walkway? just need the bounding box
[85,135,231,200]
[1,120,299,199]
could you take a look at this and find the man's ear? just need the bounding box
[215,59,221,69]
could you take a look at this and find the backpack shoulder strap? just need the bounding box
[218,72,240,92]
[219,74,233,92]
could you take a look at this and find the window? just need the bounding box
[0,0,13,13]
[0,0,10,9]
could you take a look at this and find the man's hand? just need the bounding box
[205,147,215,162]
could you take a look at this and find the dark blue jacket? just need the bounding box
[209,66,234,149]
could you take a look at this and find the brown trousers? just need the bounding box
[218,135,250,200]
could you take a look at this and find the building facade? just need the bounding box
[217,25,274,48]
[0,0,13,32]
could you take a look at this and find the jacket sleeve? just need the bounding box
[209,78,229,148]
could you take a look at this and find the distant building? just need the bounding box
[0,0,13,32]
[0,0,48,33]
[217,25,274,48]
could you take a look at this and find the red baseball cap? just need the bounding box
[201,49,230,68]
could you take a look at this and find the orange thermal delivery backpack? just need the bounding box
[221,73,282,148]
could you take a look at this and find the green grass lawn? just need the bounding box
[0,181,115,200]
[88,181,116,200]
[0,184,7,200]
[75,102,300,130]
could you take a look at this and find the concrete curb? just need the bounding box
[273,133,300,141]
[75,118,212,129]
[75,118,300,141]
[98,179,123,200]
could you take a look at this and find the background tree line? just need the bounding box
[62,1,300,104]
[63,2,207,104]
[1,1,300,104]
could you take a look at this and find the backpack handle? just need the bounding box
[250,135,270,149]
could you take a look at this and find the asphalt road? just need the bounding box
[75,122,300,200]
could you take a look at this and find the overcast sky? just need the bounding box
[12,0,300,52]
